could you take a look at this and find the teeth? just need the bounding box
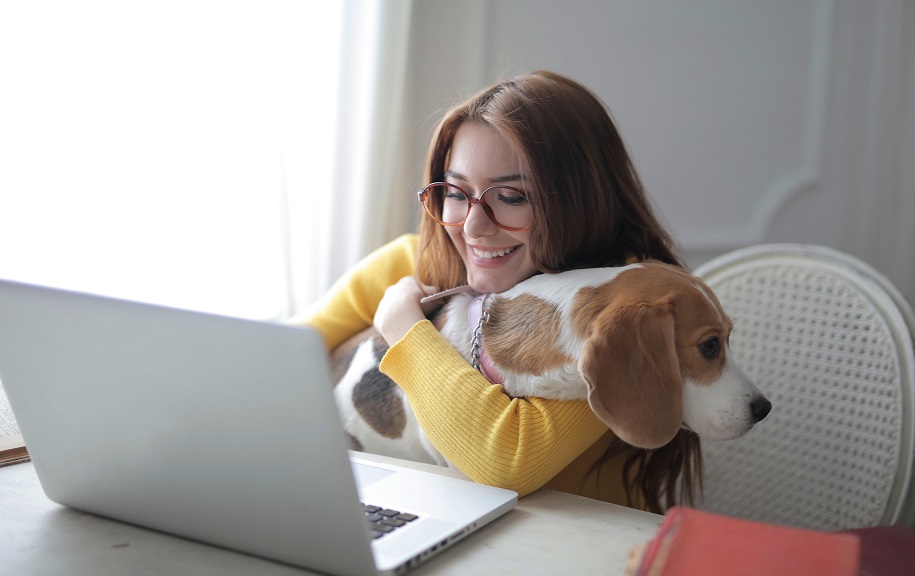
[473,246,517,259]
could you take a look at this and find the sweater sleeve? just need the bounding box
[287,233,419,350]
[380,320,610,496]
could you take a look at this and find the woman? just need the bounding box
[292,70,699,513]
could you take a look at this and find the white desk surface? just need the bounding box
[1,454,662,575]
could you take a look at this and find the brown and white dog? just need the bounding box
[331,261,771,467]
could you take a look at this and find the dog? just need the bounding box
[331,261,771,467]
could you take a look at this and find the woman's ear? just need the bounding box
[579,301,683,449]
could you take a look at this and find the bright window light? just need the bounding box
[0,1,341,320]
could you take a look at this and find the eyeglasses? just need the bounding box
[417,182,534,232]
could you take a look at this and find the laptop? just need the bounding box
[0,278,517,575]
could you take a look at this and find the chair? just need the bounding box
[693,244,915,530]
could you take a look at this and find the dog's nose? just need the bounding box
[750,396,772,422]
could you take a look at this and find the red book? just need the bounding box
[626,507,861,576]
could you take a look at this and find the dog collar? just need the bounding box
[468,294,503,385]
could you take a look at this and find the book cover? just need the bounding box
[627,507,860,576]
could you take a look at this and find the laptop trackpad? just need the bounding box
[351,461,396,491]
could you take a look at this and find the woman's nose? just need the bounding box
[463,200,498,237]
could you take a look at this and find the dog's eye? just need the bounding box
[699,337,720,359]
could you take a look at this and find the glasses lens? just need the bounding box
[480,186,533,230]
[422,184,468,224]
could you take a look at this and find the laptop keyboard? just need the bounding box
[363,503,420,539]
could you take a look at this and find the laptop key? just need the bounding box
[363,503,420,539]
[380,518,406,528]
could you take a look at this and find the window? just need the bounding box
[0,1,342,320]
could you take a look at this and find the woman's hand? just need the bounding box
[374,276,443,346]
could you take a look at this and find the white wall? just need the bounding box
[396,0,915,305]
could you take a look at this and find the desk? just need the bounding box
[1,454,662,575]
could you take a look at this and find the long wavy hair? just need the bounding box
[416,70,700,513]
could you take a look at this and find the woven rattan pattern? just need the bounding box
[700,264,902,530]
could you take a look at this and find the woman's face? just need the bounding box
[444,121,538,294]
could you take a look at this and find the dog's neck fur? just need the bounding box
[436,266,642,400]
[467,293,503,385]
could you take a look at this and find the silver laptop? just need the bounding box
[0,279,516,575]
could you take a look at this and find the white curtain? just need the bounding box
[284,0,416,316]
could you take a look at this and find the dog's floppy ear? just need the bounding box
[579,300,683,449]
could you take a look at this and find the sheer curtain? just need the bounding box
[0,1,415,321]
[285,0,416,316]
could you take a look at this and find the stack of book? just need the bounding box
[1,380,28,467]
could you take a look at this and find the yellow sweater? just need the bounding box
[291,234,639,507]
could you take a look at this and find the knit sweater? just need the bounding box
[290,233,641,507]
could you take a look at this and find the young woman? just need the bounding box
[292,70,699,513]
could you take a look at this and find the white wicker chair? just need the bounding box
[693,244,915,530]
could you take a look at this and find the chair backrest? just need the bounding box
[694,244,915,530]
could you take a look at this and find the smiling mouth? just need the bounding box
[472,245,519,259]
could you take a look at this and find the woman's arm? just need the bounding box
[293,233,606,495]
[381,320,609,496]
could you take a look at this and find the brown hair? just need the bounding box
[416,70,698,513]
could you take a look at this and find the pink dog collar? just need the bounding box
[467,294,504,385]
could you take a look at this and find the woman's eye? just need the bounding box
[496,190,528,206]
[699,337,720,359]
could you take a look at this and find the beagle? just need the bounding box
[331,261,771,467]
